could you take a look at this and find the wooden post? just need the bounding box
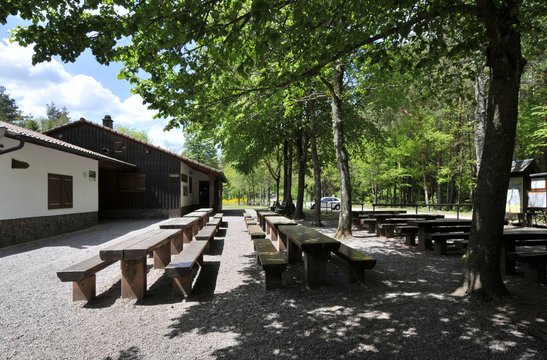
[121,259,147,299]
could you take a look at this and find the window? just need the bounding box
[119,173,146,192]
[48,173,73,209]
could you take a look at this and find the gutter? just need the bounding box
[0,127,25,155]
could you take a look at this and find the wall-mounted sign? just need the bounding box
[88,170,96,181]
[181,174,188,183]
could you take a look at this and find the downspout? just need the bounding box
[0,127,25,155]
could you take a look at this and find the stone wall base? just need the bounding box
[0,212,98,248]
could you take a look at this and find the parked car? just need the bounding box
[307,197,341,210]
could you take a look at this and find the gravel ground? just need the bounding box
[0,209,546,360]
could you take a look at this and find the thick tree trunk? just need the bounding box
[475,65,489,172]
[293,127,307,219]
[322,63,352,238]
[309,97,323,227]
[456,0,526,300]
[283,141,294,215]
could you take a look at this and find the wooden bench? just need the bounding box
[507,251,547,284]
[360,218,377,233]
[57,255,117,302]
[244,216,258,228]
[213,213,223,225]
[195,225,217,250]
[248,224,266,240]
[254,238,287,290]
[395,225,418,245]
[378,223,406,238]
[332,243,376,283]
[206,217,221,230]
[430,232,470,254]
[165,240,209,296]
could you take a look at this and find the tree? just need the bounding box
[41,103,70,131]
[6,0,545,300]
[115,125,149,143]
[0,86,21,123]
[181,132,220,169]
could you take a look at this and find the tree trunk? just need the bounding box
[283,141,294,216]
[309,97,323,227]
[475,64,489,172]
[293,127,307,220]
[456,0,526,300]
[321,63,352,238]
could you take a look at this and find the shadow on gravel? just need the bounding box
[84,279,122,309]
[103,346,143,360]
[0,219,161,257]
[206,238,225,256]
[164,240,547,359]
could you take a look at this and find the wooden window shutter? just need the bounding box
[48,173,73,209]
[119,173,146,192]
[48,174,61,209]
[61,176,73,207]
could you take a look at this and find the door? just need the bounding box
[199,181,210,207]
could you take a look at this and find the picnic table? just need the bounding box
[183,211,209,228]
[159,217,200,247]
[255,210,279,230]
[277,224,341,286]
[502,228,547,275]
[372,213,445,236]
[195,208,213,213]
[99,228,182,299]
[263,216,297,250]
[407,218,469,250]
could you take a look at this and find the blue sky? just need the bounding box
[0,16,187,153]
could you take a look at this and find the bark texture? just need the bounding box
[456,0,526,300]
[322,63,352,239]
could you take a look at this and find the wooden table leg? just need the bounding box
[304,251,329,286]
[287,240,302,264]
[277,229,287,251]
[121,258,147,299]
[170,232,183,254]
[154,242,171,269]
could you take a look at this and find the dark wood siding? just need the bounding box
[49,124,180,214]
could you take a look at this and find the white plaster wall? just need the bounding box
[0,138,99,220]
[180,161,210,207]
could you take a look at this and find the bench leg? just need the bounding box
[522,262,547,284]
[304,252,328,287]
[154,242,171,269]
[121,259,147,299]
[270,227,278,245]
[434,239,447,255]
[368,223,375,234]
[264,270,284,290]
[405,234,416,246]
[72,275,95,302]
[173,274,192,297]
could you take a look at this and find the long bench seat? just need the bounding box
[248,224,266,240]
[165,240,209,296]
[430,232,470,254]
[507,251,547,284]
[57,255,116,302]
[254,238,286,290]
[333,243,376,283]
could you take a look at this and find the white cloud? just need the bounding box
[0,38,185,151]
[147,125,186,155]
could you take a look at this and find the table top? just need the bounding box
[353,210,407,216]
[257,211,278,217]
[254,207,271,213]
[278,225,340,253]
[264,216,297,225]
[100,228,181,261]
[195,208,213,213]
[160,217,199,229]
[184,211,208,218]
[374,213,445,220]
[408,218,472,226]
[502,228,547,240]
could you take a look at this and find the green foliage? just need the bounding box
[40,102,70,131]
[0,86,21,123]
[114,124,149,143]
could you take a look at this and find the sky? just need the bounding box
[0,16,187,154]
